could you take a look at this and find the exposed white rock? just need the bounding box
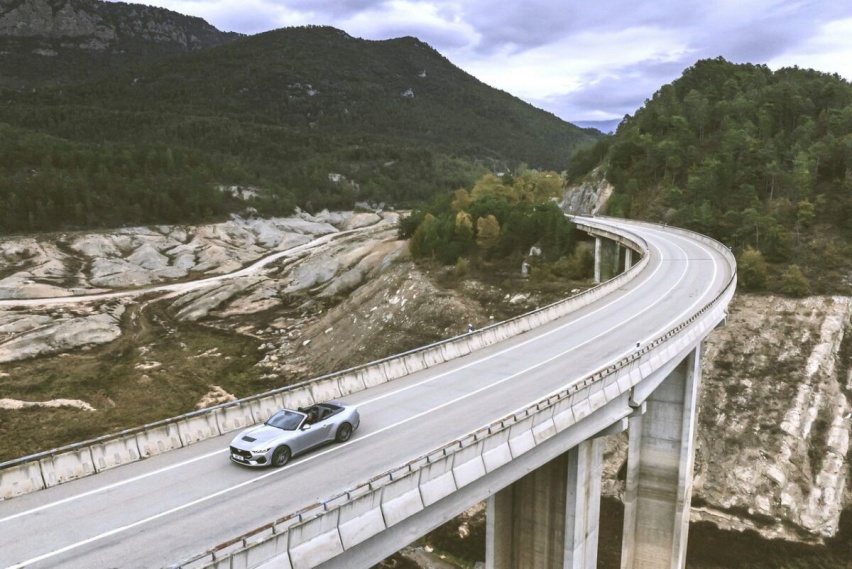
[560,169,614,215]
[691,294,852,541]
[0,398,95,411]
[195,386,237,409]
[0,308,124,362]
[127,243,170,270]
[0,273,74,299]
[0,212,393,361]
[90,258,156,288]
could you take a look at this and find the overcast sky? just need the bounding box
[119,0,852,125]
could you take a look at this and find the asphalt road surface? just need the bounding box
[0,218,735,568]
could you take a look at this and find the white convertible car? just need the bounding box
[229,401,360,467]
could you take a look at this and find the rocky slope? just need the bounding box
[0,210,398,364]
[692,294,851,541]
[560,167,614,215]
[0,0,239,88]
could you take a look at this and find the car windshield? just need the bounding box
[264,410,303,431]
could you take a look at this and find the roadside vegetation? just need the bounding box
[398,169,594,281]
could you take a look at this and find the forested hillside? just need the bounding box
[0,18,598,234]
[570,58,852,295]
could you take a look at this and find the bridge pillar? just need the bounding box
[621,345,702,569]
[613,243,622,277]
[594,238,622,282]
[624,248,633,271]
[594,237,602,283]
[486,438,603,569]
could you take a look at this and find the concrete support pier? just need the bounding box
[594,237,602,283]
[624,248,633,271]
[613,243,622,277]
[621,346,702,569]
[487,438,603,569]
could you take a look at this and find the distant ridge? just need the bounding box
[572,119,620,134]
[0,16,600,232]
[0,0,241,89]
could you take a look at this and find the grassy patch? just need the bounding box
[0,302,271,461]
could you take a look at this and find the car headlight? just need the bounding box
[251,448,271,454]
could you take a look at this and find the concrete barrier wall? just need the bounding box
[136,422,183,458]
[0,460,44,499]
[90,435,142,472]
[0,222,652,502]
[39,447,95,487]
[170,220,737,569]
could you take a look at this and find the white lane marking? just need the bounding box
[4,224,729,567]
[0,449,224,525]
[531,226,721,404]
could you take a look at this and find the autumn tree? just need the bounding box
[476,214,500,257]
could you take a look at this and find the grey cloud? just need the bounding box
[682,1,852,63]
[216,11,282,34]
[283,0,389,18]
[544,59,695,120]
[358,21,472,50]
[458,0,707,55]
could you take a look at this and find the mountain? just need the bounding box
[567,57,852,296]
[0,0,241,89]
[572,119,621,134]
[0,6,598,234]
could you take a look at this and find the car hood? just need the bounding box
[231,424,293,449]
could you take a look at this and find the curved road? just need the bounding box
[0,218,735,569]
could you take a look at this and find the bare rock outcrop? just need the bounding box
[0,0,238,50]
[0,212,398,362]
[560,168,614,215]
[690,295,851,541]
[0,304,124,362]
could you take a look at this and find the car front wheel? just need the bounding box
[335,423,353,442]
[271,446,291,467]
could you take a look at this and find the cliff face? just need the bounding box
[599,297,852,545]
[560,170,613,216]
[692,294,852,541]
[0,0,240,88]
[0,0,238,47]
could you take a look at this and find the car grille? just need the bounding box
[230,446,252,459]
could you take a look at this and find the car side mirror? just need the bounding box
[301,423,312,430]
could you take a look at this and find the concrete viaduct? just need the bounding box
[0,216,736,569]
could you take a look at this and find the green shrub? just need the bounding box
[780,264,810,297]
[738,247,768,291]
[454,257,470,277]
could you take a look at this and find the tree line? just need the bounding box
[399,170,593,280]
[569,58,852,295]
